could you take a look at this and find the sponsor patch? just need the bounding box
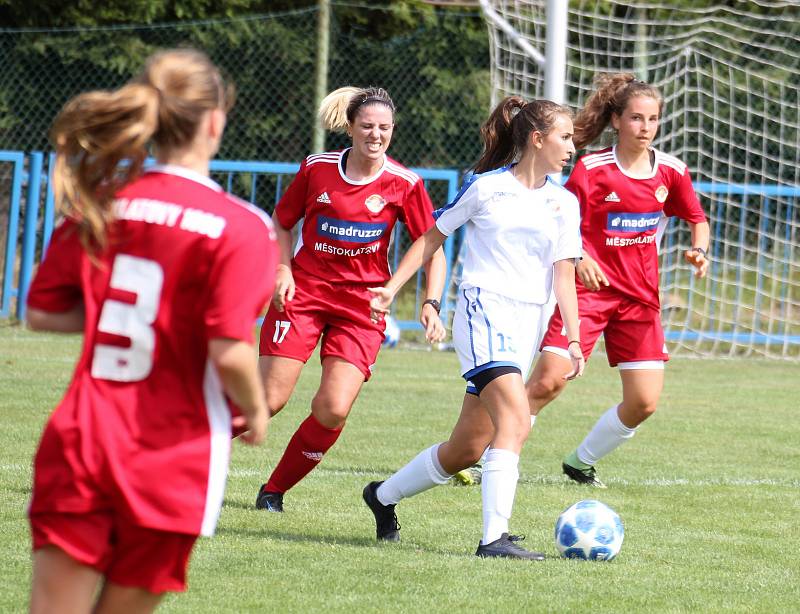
[655,185,669,203]
[317,215,386,243]
[604,191,621,202]
[365,194,387,213]
[607,211,661,233]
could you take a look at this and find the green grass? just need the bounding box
[1,323,799,612]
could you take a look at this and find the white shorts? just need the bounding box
[452,286,544,394]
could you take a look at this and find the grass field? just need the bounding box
[2,324,799,613]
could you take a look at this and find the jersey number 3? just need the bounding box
[92,254,164,382]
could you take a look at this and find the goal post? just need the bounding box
[478,0,800,359]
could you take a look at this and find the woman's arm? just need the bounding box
[419,247,447,343]
[369,225,448,320]
[271,213,296,312]
[553,259,585,380]
[208,338,268,445]
[26,305,85,333]
[684,221,710,278]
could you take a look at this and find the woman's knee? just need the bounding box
[527,373,567,406]
[310,393,351,428]
[439,441,485,473]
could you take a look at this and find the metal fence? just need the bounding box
[0,5,490,169]
[0,152,461,328]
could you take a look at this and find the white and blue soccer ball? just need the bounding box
[554,499,624,561]
[382,314,400,348]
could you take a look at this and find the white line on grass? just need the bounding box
[227,467,800,488]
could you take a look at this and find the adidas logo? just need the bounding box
[316,192,331,204]
[604,191,621,202]
[302,451,324,462]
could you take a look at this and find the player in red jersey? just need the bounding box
[255,86,446,512]
[526,73,710,487]
[25,49,278,613]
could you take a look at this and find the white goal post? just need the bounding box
[477,0,800,360]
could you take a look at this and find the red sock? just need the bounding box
[265,414,343,493]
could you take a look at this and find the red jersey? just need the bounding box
[27,165,278,536]
[566,147,706,310]
[276,148,436,284]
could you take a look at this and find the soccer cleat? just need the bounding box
[255,486,284,512]
[562,462,607,488]
[362,481,401,542]
[475,533,545,560]
[451,464,483,486]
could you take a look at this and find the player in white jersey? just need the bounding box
[363,98,584,560]
[528,73,709,487]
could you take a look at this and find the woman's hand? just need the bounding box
[684,248,709,278]
[563,342,586,380]
[368,286,395,323]
[232,411,268,446]
[420,303,446,343]
[577,253,609,291]
[272,264,295,311]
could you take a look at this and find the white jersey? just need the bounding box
[434,166,582,304]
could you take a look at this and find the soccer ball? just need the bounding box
[554,499,624,561]
[382,314,400,348]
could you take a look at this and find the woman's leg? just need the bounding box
[525,349,573,416]
[364,394,493,541]
[258,355,305,417]
[93,583,162,614]
[30,546,101,614]
[565,367,664,486]
[475,373,534,551]
[259,357,364,509]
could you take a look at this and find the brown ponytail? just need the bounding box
[50,48,234,252]
[573,73,663,150]
[474,97,572,174]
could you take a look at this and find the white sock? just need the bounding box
[480,448,520,545]
[576,405,637,466]
[376,444,451,506]
[530,415,537,428]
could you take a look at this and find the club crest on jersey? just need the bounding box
[655,185,669,203]
[365,194,386,214]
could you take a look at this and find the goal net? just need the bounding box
[482,0,800,359]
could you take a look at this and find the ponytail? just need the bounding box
[573,72,663,150]
[473,96,526,174]
[51,84,160,251]
[318,86,395,133]
[474,97,572,174]
[50,48,233,253]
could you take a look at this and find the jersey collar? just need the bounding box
[146,164,223,192]
[612,145,659,180]
[337,148,387,185]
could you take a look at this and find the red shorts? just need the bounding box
[30,511,197,593]
[259,268,385,380]
[541,286,668,367]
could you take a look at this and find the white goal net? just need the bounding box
[483,0,800,359]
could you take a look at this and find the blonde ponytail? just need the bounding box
[50,48,233,253]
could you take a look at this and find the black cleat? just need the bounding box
[362,481,400,542]
[255,486,284,512]
[475,533,545,560]
[562,462,607,488]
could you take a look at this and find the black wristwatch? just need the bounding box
[422,299,441,314]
